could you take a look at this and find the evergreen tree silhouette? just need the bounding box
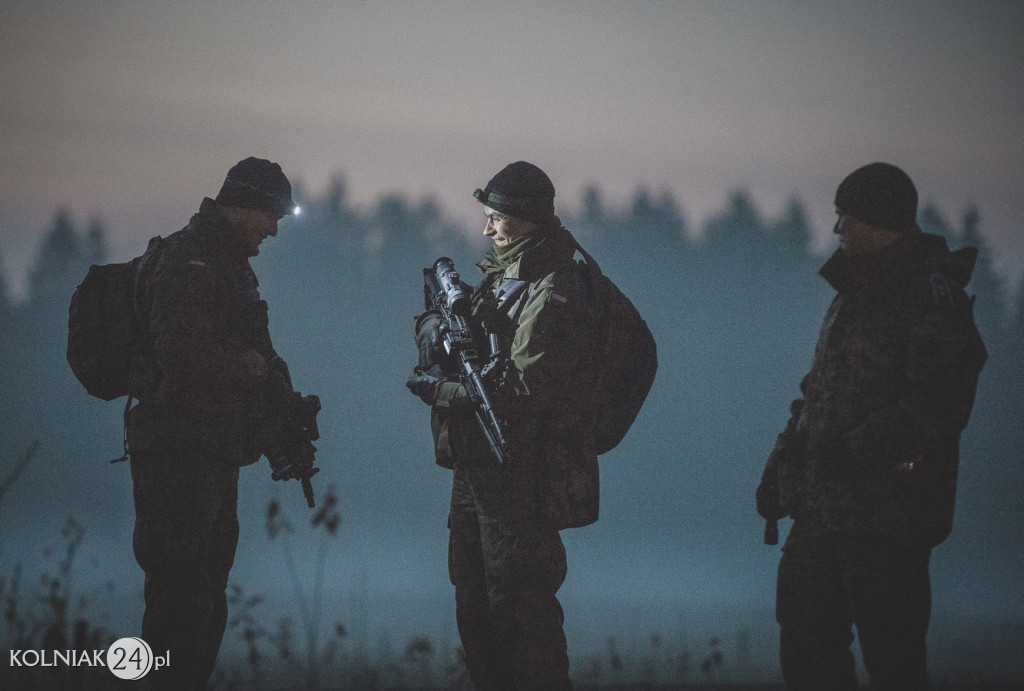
[1010,279,1024,354]
[0,243,13,393]
[0,242,11,321]
[959,206,1005,333]
[304,175,363,259]
[702,189,765,249]
[770,196,814,255]
[24,209,90,319]
[625,187,689,268]
[84,217,109,267]
[918,201,954,240]
[579,185,607,235]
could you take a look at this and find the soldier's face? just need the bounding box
[833,211,900,257]
[231,209,280,256]
[483,207,535,247]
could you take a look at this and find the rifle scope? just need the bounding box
[433,257,471,316]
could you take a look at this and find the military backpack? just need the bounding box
[66,237,160,401]
[573,241,658,455]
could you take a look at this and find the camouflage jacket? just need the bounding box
[758,232,986,547]
[431,221,602,530]
[126,198,280,465]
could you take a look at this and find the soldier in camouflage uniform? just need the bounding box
[408,162,600,690]
[126,158,312,690]
[757,163,987,690]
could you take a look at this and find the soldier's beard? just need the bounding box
[226,222,263,257]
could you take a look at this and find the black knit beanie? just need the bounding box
[215,157,296,217]
[473,161,555,223]
[834,162,918,233]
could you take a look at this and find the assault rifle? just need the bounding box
[242,296,323,509]
[757,403,804,546]
[268,390,321,508]
[261,353,321,508]
[421,257,510,465]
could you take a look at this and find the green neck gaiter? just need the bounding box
[477,226,552,274]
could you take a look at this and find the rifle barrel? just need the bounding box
[302,477,315,508]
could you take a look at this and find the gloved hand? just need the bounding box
[757,436,794,521]
[414,311,451,372]
[756,476,784,521]
[272,460,320,482]
[267,440,319,481]
[756,464,785,546]
[406,367,446,405]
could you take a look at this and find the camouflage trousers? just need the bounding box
[449,468,572,691]
[130,450,240,691]
[777,529,932,691]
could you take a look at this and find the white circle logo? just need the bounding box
[106,637,154,680]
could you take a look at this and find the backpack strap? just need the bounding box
[110,396,132,464]
[571,237,618,401]
[572,238,603,276]
[112,235,163,465]
[131,235,163,342]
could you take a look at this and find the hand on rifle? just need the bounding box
[268,444,320,508]
[414,310,451,372]
[268,440,320,482]
[406,365,449,405]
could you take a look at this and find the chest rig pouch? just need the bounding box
[475,274,530,384]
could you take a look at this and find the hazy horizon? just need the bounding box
[3,1,1022,296]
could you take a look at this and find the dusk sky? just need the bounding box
[2,1,1022,296]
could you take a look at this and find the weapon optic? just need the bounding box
[422,257,510,464]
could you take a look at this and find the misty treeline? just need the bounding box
[1,176,1022,686]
